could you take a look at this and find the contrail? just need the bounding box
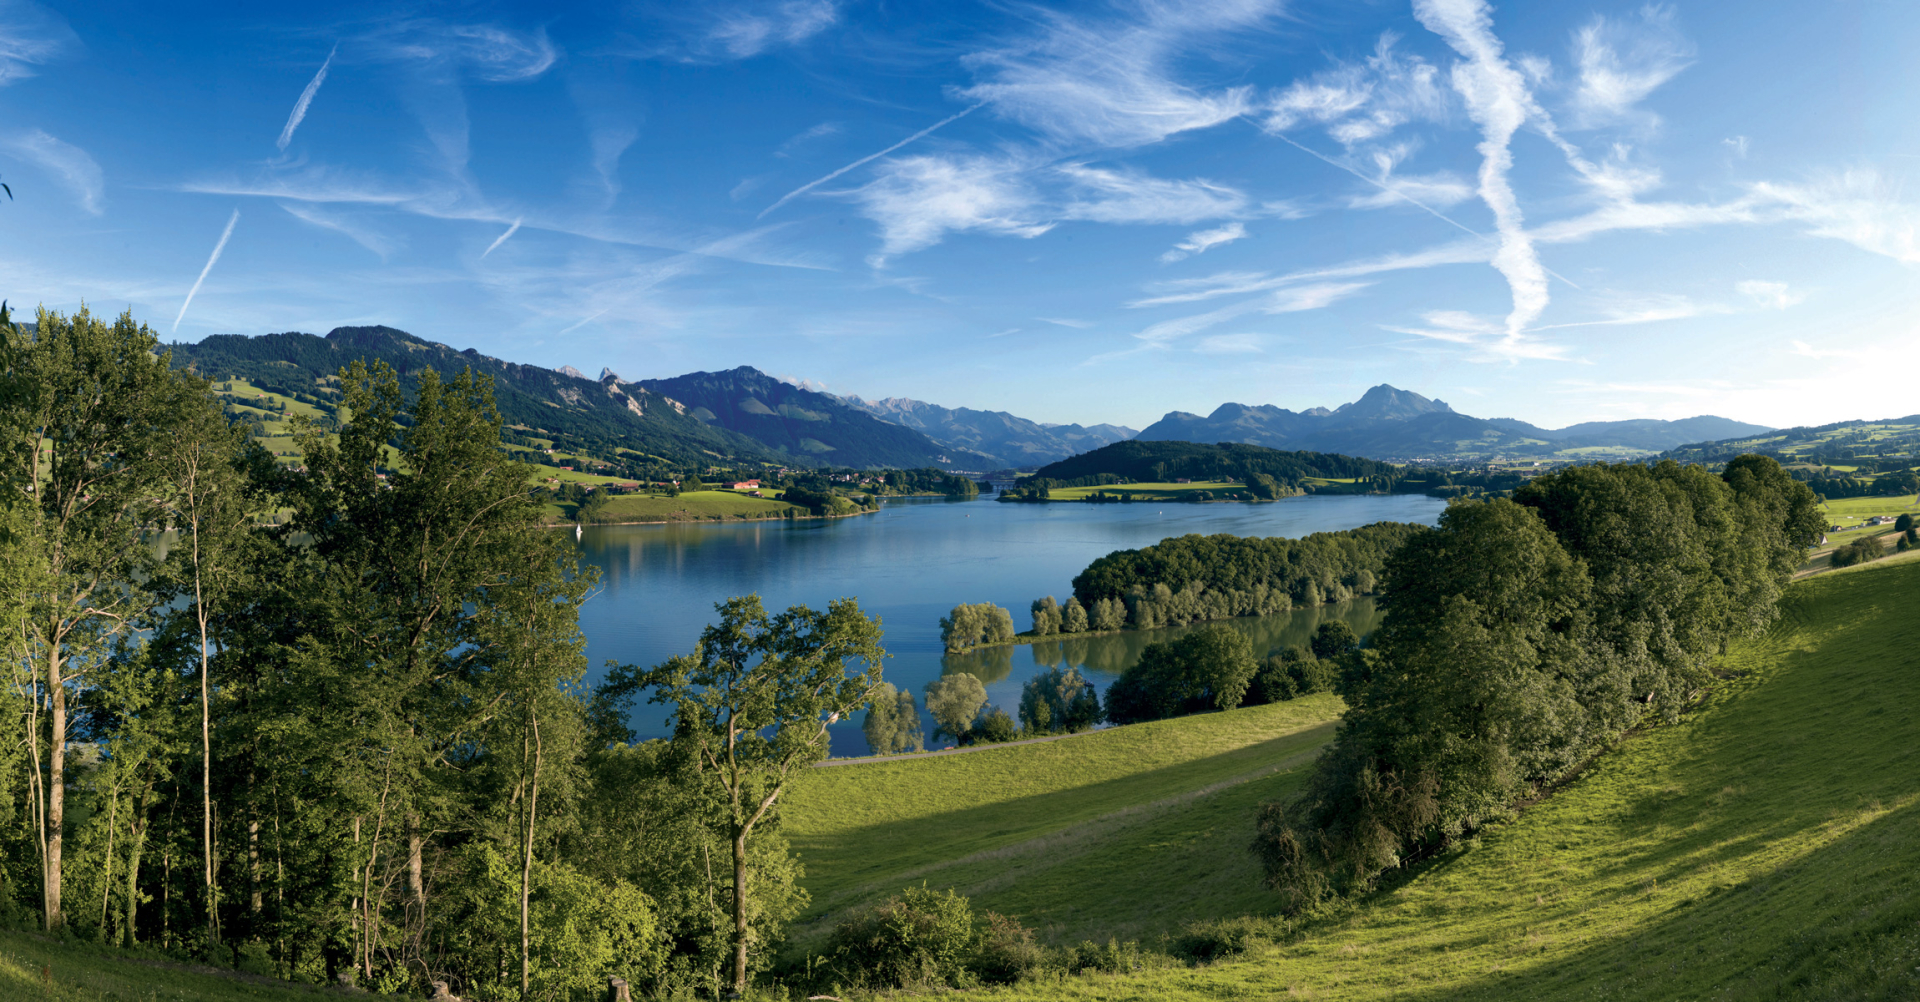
[759,103,983,219]
[277,45,336,152]
[173,209,240,333]
[482,217,522,257]
[1276,133,1581,291]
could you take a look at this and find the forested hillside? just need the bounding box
[1029,439,1399,487]
[168,325,786,469]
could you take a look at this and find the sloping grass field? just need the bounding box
[13,560,1919,1000]
[919,557,1920,1000]
[547,489,803,524]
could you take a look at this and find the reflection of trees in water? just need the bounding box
[942,643,1015,684]
[935,598,1383,687]
[1018,597,1383,680]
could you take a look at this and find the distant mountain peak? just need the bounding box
[1333,384,1452,422]
[600,367,622,383]
[557,365,587,380]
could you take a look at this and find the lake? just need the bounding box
[574,492,1448,755]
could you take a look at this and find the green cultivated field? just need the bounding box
[548,489,802,524]
[926,558,1920,1001]
[1045,480,1245,501]
[781,694,1345,948]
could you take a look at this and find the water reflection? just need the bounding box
[937,598,1381,731]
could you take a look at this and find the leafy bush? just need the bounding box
[925,673,987,744]
[862,682,924,754]
[1171,919,1262,963]
[1063,938,1146,975]
[1105,627,1257,724]
[827,887,977,989]
[1831,535,1885,569]
[970,912,1044,984]
[974,706,1018,744]
[1019,666,1101,734]
[940,603,1016,652]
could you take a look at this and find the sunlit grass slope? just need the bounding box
[0,933,328,1001]
[944,557,1920,1001]
[781,694,1345,948]
[546,489,802,524]
[1045,480,1243,501]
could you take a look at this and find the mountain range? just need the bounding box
[167,324,1774,470]
[1136,385,1772,460]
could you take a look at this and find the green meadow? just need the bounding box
[1045,480,1244,501]
[548,489,803,524]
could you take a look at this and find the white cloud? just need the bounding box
[1132,238,1491,306]
[707,0,838,60]
[1132,281,1368,349]
[957,0,1273,148]
[776,121,841,158]
[853,154,1050,263]
[277,46,335,152]
[174,209,240,332]
[1347,170,1473,210]
[1264,33,1447,147]
[363,19,558,81]
[1737,280,1803,310]
[1724,135,1749,159]
[1040,317,1093,328]
[1384,308,1571,362]
[279,201,399,258]
[0,0,76,86]
[1748,171,1920,265]
[1161,222,1247,262]
[2,128,102,214]
[760,104,982,219]
[1570,6,1693,128]
[1057,164,1246,224]
[1414,0,1551,346]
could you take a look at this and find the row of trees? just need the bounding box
[0,307,892,998]
[1250,457,1824,906]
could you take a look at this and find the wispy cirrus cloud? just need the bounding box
[1385,309,1572,362]
[1161,222,1246,262]
[1056,164,1246,225]
[1569,5,1693,128]
[1737,280,1803,310]
[852,154,1050,263]
[279,201,398,258]
[2,128,102,213]
[958,0,1274,149]
[0,0,77,86]
[1264,33,1447,147]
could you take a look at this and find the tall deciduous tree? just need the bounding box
[647,595,886,995]
[3,306,199,930]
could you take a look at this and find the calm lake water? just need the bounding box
[574,493,1447,756]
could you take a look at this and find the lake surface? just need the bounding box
[574,493,1447,755]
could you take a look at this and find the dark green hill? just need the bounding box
[167,326,784,468]
[1030,440,1397,485]
[635,366,976,470]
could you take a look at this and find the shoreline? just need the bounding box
[544,505,882,529]
[946,596,1377,654]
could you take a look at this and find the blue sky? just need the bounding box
[2,0,1918,431]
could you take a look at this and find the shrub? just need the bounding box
[1171,919,1262,964]
[1089,596,1126,632]
[974,706,1017,743]
[940,603,1016,652]
[1019,666,1100,735]
[827,887,977,989]
[1030,595,1061,635]
[1830,535,1885,569]
[1105,627,1257,725]
[970,912,1043,984]
[1060,596,1089,633]
[1063,938,1145,975]
[1242,656,1297,706]
[862,682,924,755]
[925,673,987,744]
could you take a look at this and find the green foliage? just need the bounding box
[1073,523,1422,629]
[644,594,887,992]
[1830,534,1885,568]
[940,602,1016,652]
[1253,457,1822,906]
[1030,595,1061,635]
[1105,627,1258,725]
[975,707,1018,744]
[826,886,977,988]
[1060,596,1089,633]
[1088,596,1126,632]
[1030,440,1398,487]
[1018,667,1100,735]
[925,673,988,745]
[862,682,925,755]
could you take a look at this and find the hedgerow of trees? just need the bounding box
[1250,457,1823,907]
[0,306,892,999]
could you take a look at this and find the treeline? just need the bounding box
[1029,440,1397,486]
[0,306,893,999]
[1251,457,1824,906]
[1802,470,1920,499]
[1071,524,1427,624]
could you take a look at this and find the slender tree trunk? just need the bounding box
[520,708,542,1000]
[97,781,120,938]
[730,828,749,995]
[195,502,219,958]
[45,645,64,930]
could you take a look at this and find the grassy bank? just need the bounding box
[0,933,332,1001]
[781,694,1346,948]
[545,489,804,524]
[916,556,1920,1000]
